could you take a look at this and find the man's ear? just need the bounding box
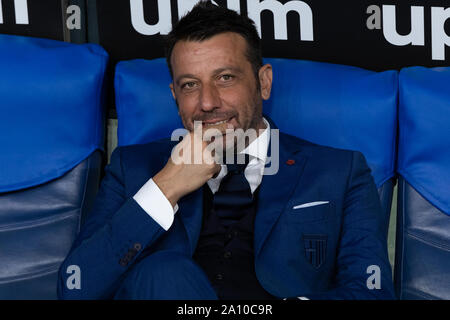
[170,83,181,115]
[170,83,176,100]
[259,64,273,100]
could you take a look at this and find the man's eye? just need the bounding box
[220,74,234,81]
[182,82,196,89]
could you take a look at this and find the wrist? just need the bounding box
[153,172,181,208]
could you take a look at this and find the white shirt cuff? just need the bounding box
[133,178,179,231]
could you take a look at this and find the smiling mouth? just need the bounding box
[201,117,234,127]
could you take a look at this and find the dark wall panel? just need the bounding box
[2,0,449,118]
[0,0,64,40]
[0,0,87,43]
[93,0,450,71]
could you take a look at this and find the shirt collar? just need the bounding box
[241,117,270,164]
[207,117,270,194]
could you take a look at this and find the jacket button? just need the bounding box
[134,243,142,251]
[119,258,128,267]
[125,251,134,259]
[224,251,232,259]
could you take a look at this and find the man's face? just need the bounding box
[169,32,272,145]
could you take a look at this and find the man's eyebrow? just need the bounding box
[213,66,244,75]
[175,67,243,85]
[175,74,197,86]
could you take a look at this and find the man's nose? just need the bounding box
[199,83,221,112]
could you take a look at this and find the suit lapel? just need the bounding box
[254,134,308,257]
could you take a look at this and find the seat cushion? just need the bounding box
[0,34,108,193]
[397,66,450,216]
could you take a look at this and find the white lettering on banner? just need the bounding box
[130,0,231,35]
[14,0,28,24]
[177,0,241,20]
[431,7,450,61]
[247,0,313,41]
[367,4,450,61]
[383,5,425,46]
[130,0,172,35]
[0,0,29,25]
[130,0,313,42]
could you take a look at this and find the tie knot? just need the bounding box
[226,153,249,174]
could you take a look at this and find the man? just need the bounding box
[58,2,395,300]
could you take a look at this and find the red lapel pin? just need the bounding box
[286,159,295,165]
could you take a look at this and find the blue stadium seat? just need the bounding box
[115,57,398,236]
[0,34,108,299]
[395,66,450,299]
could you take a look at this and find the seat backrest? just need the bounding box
[263,58,398,235]
[115,57,398,236]
[0,34,108,299]
[395,66,450,299]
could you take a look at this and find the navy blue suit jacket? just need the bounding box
[58,131,395,300]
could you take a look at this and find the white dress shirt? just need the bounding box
[133,118,270,231]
